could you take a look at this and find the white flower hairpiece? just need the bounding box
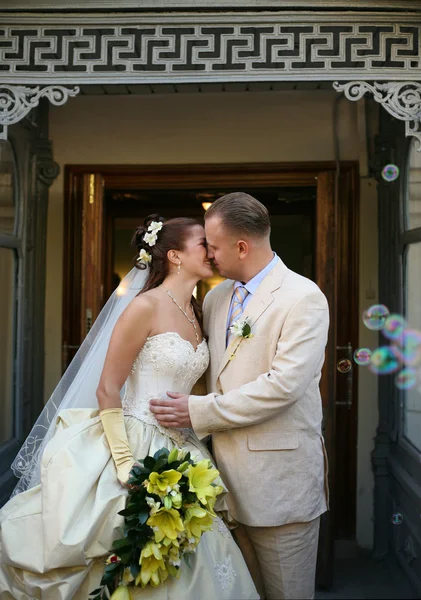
[137,249,152,264]
[148,221,163,234]
[143,221,163,247]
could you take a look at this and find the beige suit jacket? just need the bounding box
[189,259,330,527]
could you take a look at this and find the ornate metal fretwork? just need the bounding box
[0,20,420,84]
[333,81,421,149]
[0,85,80,140]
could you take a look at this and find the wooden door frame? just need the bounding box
[63,160,360,559]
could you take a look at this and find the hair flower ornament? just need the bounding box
[137,249,152,264]
[144,221,163,247]
[148,221,163,234]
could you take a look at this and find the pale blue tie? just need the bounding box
[226,286,249,346]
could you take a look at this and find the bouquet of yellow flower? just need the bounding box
[89,447,223,600]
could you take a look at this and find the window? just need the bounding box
[402,139,421,451]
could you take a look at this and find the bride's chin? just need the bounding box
[202,266,213,278]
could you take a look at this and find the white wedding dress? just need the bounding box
[0,332,258,600]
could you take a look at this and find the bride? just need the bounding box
[0,215,258,600]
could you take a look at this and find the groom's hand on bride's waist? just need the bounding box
[149,392,192,428]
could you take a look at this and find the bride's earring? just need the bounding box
[177,262,181,275]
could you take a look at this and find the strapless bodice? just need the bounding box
[121,332,209,445]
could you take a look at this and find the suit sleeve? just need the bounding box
[189,291,329,439]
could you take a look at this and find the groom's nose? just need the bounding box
[207,247,214,259]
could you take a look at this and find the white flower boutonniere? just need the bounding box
[229,317,253,340]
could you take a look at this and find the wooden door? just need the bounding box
[315,171,337,588]
[63,163,359,588]
[62,172,104,370]
[315,168,359,588]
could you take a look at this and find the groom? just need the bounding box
[150,192,330,600]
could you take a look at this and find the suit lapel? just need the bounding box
[212,280,234,366]
[216,260,289,381]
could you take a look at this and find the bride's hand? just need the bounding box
[118,460,141,488]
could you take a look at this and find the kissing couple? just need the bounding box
[0,192,329,600]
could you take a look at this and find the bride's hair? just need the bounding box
[132,214,203,325]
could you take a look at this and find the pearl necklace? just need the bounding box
[163,288,200,343]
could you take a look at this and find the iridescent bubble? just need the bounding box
[382,164,400,182]
[397,329,421,367]
[369,346,401,375]
[363,305,390,330]
[382,314,406,341]
[391,512,403,525]
[337,359,352,374]
[354,348,372,366]
[395,368,418,390]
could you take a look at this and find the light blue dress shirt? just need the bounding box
[226,252,279,338]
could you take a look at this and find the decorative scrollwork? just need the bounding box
[35,140,60,187]
[333,81,421,150]
[0,85,80,140]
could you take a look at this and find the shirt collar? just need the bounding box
[234,252,279,296]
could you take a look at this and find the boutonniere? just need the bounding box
[229,317,253,340]
[228,318,253,361]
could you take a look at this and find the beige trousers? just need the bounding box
[233,517,320,600]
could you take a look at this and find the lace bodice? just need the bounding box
[122,332,209,445]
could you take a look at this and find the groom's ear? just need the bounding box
[237,240,249,259]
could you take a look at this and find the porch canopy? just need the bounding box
[0,0,420,144]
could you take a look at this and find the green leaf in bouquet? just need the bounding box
[119,552,132,565]
[112,538,132,551]
[130,465,148,476]
[185,492,197,504]
[104,562,122,574]
[153,448,170,461]
[153,456,171,472]
[101,570,117,586]
[138,510,149,525]
[143,456,155,470]
[130,563,140,579]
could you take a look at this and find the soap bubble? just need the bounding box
[391,513,403,525]
[397,329,421,367]
[381,164,400,182]
[382,314,406,341]
[354,348,372,366]
[369,346,401,375]
[395,368,418,390]
[363,305,390,330]
[337,359,352,373]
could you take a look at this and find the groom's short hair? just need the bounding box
[205,192,271,238]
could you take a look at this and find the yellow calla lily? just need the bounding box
[140,541,167,562]
[205,485,224,514]
[122,567,135,585]
[136,554,167,588]
[186,460,220,504]
[184,504,214,540]
[147,508,184,543]
[110,585,132,600]
[147,470,182,496]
